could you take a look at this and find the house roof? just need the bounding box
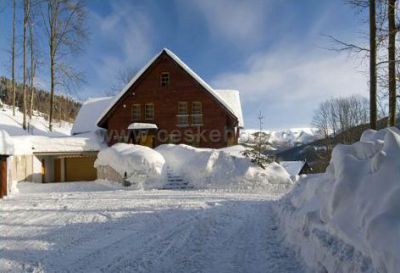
[96,48,243,128]
[280,161,306,176]
[215,89,244,128]
[72,97,113,135]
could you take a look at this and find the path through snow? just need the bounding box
[0,182,311,273]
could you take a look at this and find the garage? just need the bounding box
[38,152,98,183]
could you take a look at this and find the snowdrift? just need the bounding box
[95,143,166,188]
[95,143,292,193]
[277,127,400,273]
[156,144,292,192]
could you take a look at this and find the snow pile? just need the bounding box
[156,144,292,192]
[277,127,400,273]
[95,143,166,188]
[240,128,323,150]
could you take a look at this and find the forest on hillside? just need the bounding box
[0,76,80,123]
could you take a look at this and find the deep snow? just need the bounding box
[277,127,400,273]
[0,182,311,273]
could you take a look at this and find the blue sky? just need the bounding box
[0,0,369,129]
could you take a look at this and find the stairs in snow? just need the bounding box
[162,167,193,190]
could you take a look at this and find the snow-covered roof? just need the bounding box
[0,130,14,155]
[128,123,158,130]
[97,48,242,127]
[279,161,306,176]
[215,89,244,128]
[12,133,105,155]
[72,97,113,135]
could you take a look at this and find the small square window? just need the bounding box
[145,103,154,120]
[160,72,169,87]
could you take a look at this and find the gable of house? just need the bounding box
[97,49,241,129]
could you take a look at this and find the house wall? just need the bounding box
[104,52,238,148]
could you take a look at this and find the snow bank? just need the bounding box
[277,127,400,273]
[95,143,166,188]
[156,144,292,192]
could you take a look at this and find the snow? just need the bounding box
[127,122,158,130]
[279,161,305,177]
[97,48,243,127]
[94,143,166,188]
[0,182,311,273]
[214,89,244,127]
[155,144,293,192]
[0,130,14,155]
[0,104,72,137]
[11,132,105,155]
[71,97,113,135]
[240,128,323,150]
[277,127,400,273]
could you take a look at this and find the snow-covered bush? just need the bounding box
[156,144,292,192]
[277,127,400,273]
[94,143,166,189]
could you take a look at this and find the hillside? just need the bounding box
[0,103,72,137]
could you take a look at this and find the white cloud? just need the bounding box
[177,0,270,44]
[212,47,368,129]
[87,1,154,95]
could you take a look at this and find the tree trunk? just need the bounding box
[22,0,30,130]
[49,47,55,132]
[388,0,397,127]
[29,19,35,120]
[369,0,377,129]
[11,0,16,116]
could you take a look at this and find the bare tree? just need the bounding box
[40,0,87,131]
[29,10,37,121]
[388,0,397,126]
[22,0,31,130]
[312,96,369,144]
[11,0,16,116]
[107,67,138,96]
[370,0,378,129]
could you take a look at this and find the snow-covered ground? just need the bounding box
[0,182,311,273]
[276,127,400,273]
[0,104,72,137]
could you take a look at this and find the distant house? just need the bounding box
[97,48,244,149]
[280,161,311,177]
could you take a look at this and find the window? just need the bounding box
[160,72,170,87]
[145,103,154,120]
[131,104,141,121]
[177,101,188,127]
[191,101,203,126]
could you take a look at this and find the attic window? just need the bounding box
[160,72,169,87]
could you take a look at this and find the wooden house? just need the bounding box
[97,48,244,149]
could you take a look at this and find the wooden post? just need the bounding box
[0,157,8,198]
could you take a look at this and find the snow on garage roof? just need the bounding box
[215,89,244,128]
[72,97,113,135]
[96,48,243,127]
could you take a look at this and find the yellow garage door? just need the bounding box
[65,156,97,182]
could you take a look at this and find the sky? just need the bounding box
[0,0,370,129]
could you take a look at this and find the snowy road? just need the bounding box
[0,182,311,273]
